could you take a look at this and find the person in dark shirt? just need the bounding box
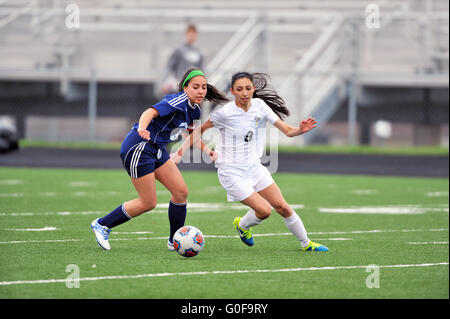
[162,24,204,94]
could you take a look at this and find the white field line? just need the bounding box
[68,181,97,187]
[5,227,58,232]
[0,236,349,244]
[426,192,449,197]
[0,179,23,185]
[3,204,449,217]
[0,203,305,217]
[408,241,449,245]
[0,193,24,197]
[114,231,153,235]
[0,262,447,286]
[319,206,449,214]
[308,228,449,235]
[0,210,228,216]
[0,239,81,244]
[0,228,447,245]
[351,190,378,195]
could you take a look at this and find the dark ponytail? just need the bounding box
[178,67,229,105]
[231,72,290,120]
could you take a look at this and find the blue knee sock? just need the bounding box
[98,204,131,229]
[168,201,187,242]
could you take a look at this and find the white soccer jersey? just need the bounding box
[210,98,279,169]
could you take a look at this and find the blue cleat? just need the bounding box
[302,241,329,252]
[233,217,254,246]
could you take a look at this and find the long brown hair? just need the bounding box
[178,68,229,105]
[231,72,290,120]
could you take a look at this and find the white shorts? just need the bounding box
[217,163,274,202]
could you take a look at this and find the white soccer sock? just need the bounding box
[239,209,263,229]
[283,210,310,248]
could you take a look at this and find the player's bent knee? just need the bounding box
[274,203,292,217]
[257,206,272,220]
[172,187,188,203]
[141,199,157,212]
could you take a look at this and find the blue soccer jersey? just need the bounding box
[120,91,200,178]
[132,91,201,147]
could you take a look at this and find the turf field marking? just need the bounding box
[73,192,88,196]
[0,179,23,185]
[0,239,81,244]
[114,231,153,235]
[68,181,97,187]
[426,192,448,197]
[318,238,352,241]
[38,192,57,197]
[4,204,448,216]
[308,228,448,235]
[0,211,104,216]
[351,189,378,195]
[408,241,448,245]
[319,205,449,214]
[107,235,351,241]
[0,228,446,245]
[0,203,305,216]
[0,262,447,286]
[5,227,58,232]
[0,193,24,197]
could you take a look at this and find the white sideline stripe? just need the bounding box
[319,206,449,214]
[426,192,449,197]
[408,241,449,245]
[0,204,305,216]
[0,239,81,244]
[5,227,58,232]
[0,209,232,216]
[308,228,448,235]
[0,262,447,286]
[0,228,447,245]
[68,181,96,187]
[0,179,23,185]
[114,231,153,235]
[0,236,346,244]
[0,193,24,197]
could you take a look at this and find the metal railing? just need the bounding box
[278,14,344,145]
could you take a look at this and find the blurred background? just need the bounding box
[0,0,448,151]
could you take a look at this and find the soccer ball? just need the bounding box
[173,225,205,257]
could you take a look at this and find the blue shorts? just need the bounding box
[120,129,170,178]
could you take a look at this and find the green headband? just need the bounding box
[182,70,206,88]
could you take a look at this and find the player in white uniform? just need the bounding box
[172,72,328,252]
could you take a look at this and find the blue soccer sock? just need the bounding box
[168,200,187,242]
[98,204,132,229]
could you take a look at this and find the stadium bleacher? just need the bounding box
[0,0,448,145]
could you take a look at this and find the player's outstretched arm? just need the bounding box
[137,107,160,140]
[171,119,216,164]
[274,117,317,137]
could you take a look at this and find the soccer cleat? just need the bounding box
[90,218,111,250]
[167,239,175,251]
[233,217,254,246]
[302,241,329,252]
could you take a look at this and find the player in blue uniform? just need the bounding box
[91,68,228,250]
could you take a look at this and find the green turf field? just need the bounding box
[0,167,448,298]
